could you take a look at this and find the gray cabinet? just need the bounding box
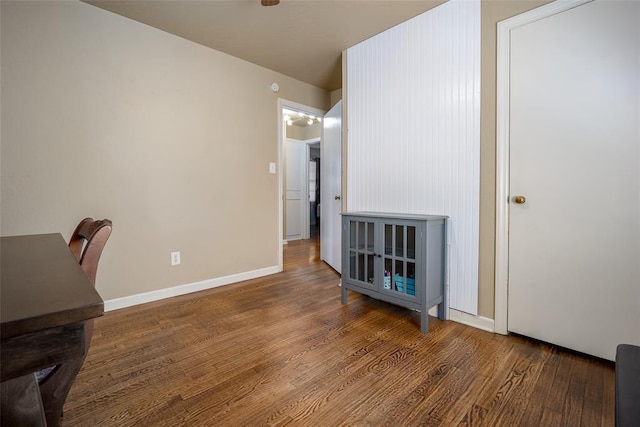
[341,212,448,333]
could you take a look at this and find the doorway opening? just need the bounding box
[277,99,326,271]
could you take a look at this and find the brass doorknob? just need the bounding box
[334,195,341,200]
[513,195,526,204]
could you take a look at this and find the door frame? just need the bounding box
[494,0,592,334]
[277,98,325,269]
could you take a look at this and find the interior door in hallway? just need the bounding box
[508,0,640,361]
[285,139,306,241]
[321,100,342,273]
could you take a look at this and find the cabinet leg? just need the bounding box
[437,302,446,320]
[420,309,429,334]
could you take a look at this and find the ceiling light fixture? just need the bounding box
[282,109,323,126]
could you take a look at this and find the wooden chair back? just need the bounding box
[68,218,112,286]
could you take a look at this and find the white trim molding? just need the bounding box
[104,265,280,312]
[494,0,593,335]
[428,306,494,333]
[449,309,495,333]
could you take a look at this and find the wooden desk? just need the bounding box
[1,233,104,425]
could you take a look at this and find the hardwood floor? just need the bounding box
[62,238,615,426]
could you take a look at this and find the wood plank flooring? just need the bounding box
[61,238,615,426]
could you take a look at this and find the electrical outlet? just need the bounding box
[171,251,181,266]
[269,162,276,174]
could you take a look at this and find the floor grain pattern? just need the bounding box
[61,238,614,426]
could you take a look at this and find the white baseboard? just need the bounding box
[104,265,281,312]
[447,308,495,333]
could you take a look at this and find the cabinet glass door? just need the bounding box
[383,223,417,299]
[348,220,376,287]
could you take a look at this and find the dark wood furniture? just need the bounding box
[39,219,112,425]
[1,233,105,426]
[616,344,640,427]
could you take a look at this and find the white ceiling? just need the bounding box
[83,0,446,91]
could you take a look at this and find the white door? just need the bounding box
[285,139,306,241]
[508,0,640,361]
[321,100,342,273]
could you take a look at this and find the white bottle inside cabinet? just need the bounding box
[340,212,448,333]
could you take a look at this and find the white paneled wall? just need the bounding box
[345,0,480,314]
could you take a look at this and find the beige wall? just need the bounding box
[0,1,329,301]
[330,89,343,107]
[477,0,553,317]
[286,122,321,140]
[1,0,554,318]
[286,125,307,140]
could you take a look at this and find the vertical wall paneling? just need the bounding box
[345,0,480,314]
